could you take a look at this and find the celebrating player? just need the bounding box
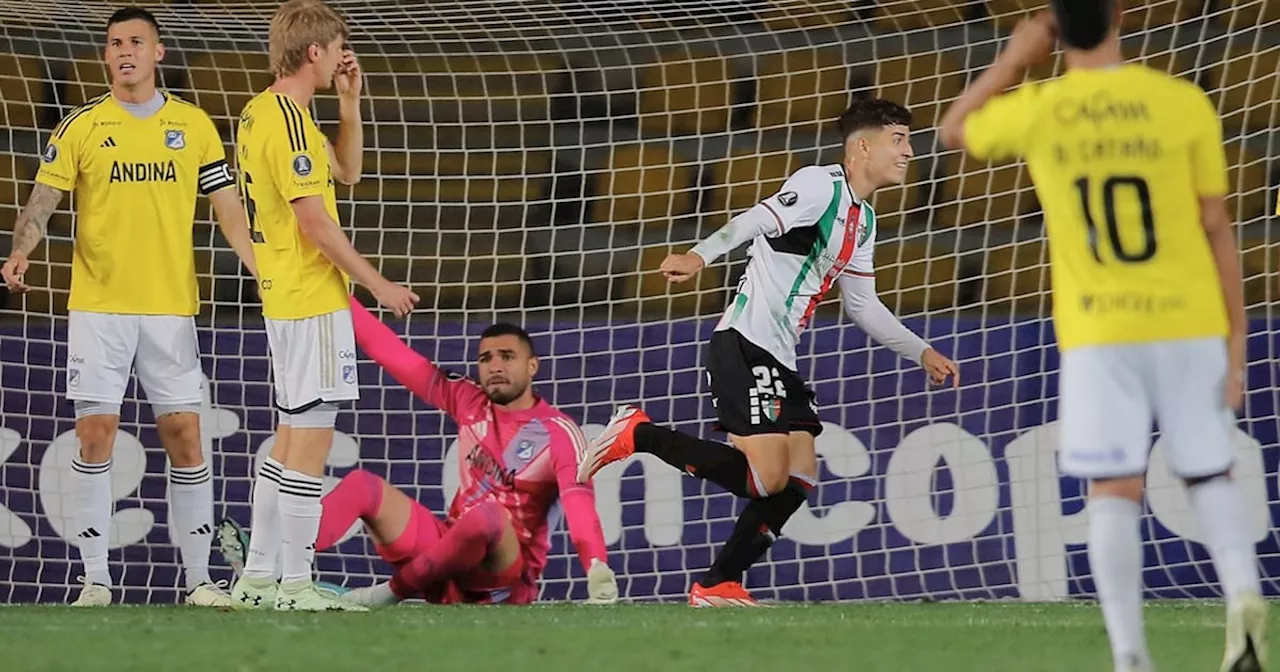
[0,7,256,607]
[296,298,616,606]
[939,3,1267,672]
[228,0,418,611]
[578,99,959,607]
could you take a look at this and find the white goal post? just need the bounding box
[0,0,1277,604]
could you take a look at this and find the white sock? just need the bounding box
[243,457,283,579]
[71,457,113,587]
[1088,497,1150,672]
[1189,476,1262,604]
[277,469,323,584]
[168,463,214,591]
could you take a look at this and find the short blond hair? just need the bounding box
[269,0,348,78]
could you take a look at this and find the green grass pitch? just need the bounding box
[0,601,1265,671]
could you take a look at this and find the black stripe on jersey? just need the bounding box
[765,223,820,257]
[54,93,109,139]
[275,95,307,153]
[198,159,235,195]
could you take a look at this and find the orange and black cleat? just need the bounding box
[688,581,762,608]
[576,405,650,483]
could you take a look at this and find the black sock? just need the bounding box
[633,422,753,498]
[701,480,811,588]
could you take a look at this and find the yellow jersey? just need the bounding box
[35,92,234,315]
[964,65,1230,351]
[235,90,347,320]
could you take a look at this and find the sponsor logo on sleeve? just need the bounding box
[41,144,58,163]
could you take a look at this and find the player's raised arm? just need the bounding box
[1,183,65,292]
[661,165,831,283]
[326,49,363,185]
[938,11,1056,154]
[545,417,616,604]
[348,296,485,419]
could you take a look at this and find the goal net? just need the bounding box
[1,0,1277,604]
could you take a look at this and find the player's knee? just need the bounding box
[471,500,508,544]
[75,414,119,462]
[341,468,386,498]
[758,469,791,496]
[1090,475,1144,504]
[155,411,202,467]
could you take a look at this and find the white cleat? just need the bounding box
[275,579,368,612]
[339,582,400,609]
[186,580,234,608]
[70,576,112,607]
[1221,592,1269,672]
[230,575,278,610]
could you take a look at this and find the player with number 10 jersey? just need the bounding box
[940,2,1266,671]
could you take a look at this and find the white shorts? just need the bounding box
[1058,337,1236,480]
[264,308,359,413]
[65,311,203,407]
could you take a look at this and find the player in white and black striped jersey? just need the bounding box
[578,99,960,606]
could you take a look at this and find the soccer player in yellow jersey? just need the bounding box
[228,0,417,612]
[941,2,1266,671]
[0,7,258,607]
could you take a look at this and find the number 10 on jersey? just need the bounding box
[1074,175,1156,264]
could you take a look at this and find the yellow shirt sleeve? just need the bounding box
[264,101,330,203]
[194,111,235,195]
[962,83,1041,162]
[35,111,90,192]
[1187,89,1228,198]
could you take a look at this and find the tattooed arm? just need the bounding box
[2,183,66,292]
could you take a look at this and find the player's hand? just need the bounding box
[585,558,618,605]
[660,252,705,284]
[921,348,959,388]
[1,253,31,293]
[334,49,363,100]
[371,280,419,319]
[1002,10,1057,70]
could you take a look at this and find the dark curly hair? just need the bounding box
[835,99,913,140]
[1051,0,1115,50]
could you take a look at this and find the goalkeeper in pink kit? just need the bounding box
[295,297,616,606]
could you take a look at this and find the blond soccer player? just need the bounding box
[940,2,1267,671]
[0,7,258,607]
[227,0,417,612]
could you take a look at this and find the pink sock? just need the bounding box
[389,501,505,599]
[315,469,384,552]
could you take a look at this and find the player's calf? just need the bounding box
[388,500,512,600]
[69,407,121,596]
[156,410,219,595]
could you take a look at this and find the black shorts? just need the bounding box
[705,329,822,437]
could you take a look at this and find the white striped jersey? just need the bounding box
[716,164,877,370]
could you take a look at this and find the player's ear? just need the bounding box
[528,355,539,377]
[155,42,166,63]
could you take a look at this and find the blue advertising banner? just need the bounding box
[2,318,1278,604]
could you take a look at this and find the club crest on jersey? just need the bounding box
[342,364,356,384]
[68,369,80,388]
[164,129,185,150]
[777,191,798,206]
[41,143,57,163]
[293,154,313,177]
[516,439,535,460]
[857,217,873,246]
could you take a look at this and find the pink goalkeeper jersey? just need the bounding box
[349,298,609,579]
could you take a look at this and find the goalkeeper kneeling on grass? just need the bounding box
[222,296,617,606]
